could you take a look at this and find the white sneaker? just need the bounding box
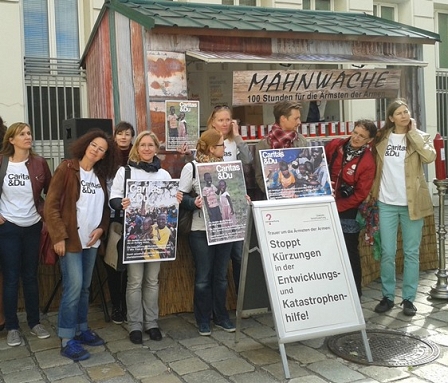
[7,329,22,346]
[30,324,51,339]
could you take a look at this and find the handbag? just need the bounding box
[178,162,198,236]
[104,165,131,271]
[39,222,58,265]
[104,221,125,271]
[39,160,71,265]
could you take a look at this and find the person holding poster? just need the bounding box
[371,99,436,316]
[44,129,120,361]
[109,131,173,345]
[206,105,253,293]
[254,100,307,197]
[178,129,235,336]
[325,120,377,297]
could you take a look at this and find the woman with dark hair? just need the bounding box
[0,122,52,346]
[44,128,120,361]
[325,119,377,297]
[109,131,173,345]
[371,99,435,316]
[106,121,135,325]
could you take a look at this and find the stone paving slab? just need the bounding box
[4,204,448,383]
[1,271,448,382]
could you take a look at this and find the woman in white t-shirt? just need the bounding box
[371,99,436,317]
[44,129,120,361]
[0,122,52,347]
[109,131,175,345]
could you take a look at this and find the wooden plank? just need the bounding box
[233,69,401,105]
[131,21,148,133]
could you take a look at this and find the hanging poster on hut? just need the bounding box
[123,179,179,263]
[196,161,249,245]
[165,100,200,151]
[147,51,187,98]
[260,147,332,200]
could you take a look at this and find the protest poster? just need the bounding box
[165,100,200,151]
[196,161,248,245]
[123,179,179,263]
[259,147,332,200]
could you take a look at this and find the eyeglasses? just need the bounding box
[351,130,370,140]
[89,141,107,153]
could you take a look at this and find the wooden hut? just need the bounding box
[36,0,440,315]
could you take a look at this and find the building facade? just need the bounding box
[0,0,447,184]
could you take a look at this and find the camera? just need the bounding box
[339,183,354,198]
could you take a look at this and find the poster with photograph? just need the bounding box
[123,179,179,263]
[260,147,332,200]
[165,100,200,151]
[196,161,248,245]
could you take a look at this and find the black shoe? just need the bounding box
[111,307,124,325]
[129,330,142,344]
[145,327,162,341]
[374,297,394,313]
[401,299,417,316]
[0,322,5,331]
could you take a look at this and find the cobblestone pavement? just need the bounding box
[1,209,448,382]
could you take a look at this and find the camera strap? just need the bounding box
[329,140,367,185]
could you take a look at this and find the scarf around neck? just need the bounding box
[129,156,162,172]
[344,142,367,163]
[268,123,297,149]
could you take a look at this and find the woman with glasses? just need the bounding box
[178,129,236,336]
[109,131,174,345]
[44,129,120,361]
[206,105,252,293]
[325,120,377,298]
[0,122,52,347]
[371,99,436,316]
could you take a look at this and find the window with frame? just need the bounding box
[23,0,79,59]
[438,13,448,69]
[373,3,397,21]
[303,0,332,11]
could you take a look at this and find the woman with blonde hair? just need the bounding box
[110,131,174,345]
[206,106,252,293]
[178,128,236,336]
[0,122,52,346]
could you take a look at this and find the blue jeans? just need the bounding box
[0,220,42,330]
[58,247,97,339]
[378,201,424,302]
[189,231,232,325]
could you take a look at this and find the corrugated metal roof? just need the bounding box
[186,51,427,67]
[107,0,440,42]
